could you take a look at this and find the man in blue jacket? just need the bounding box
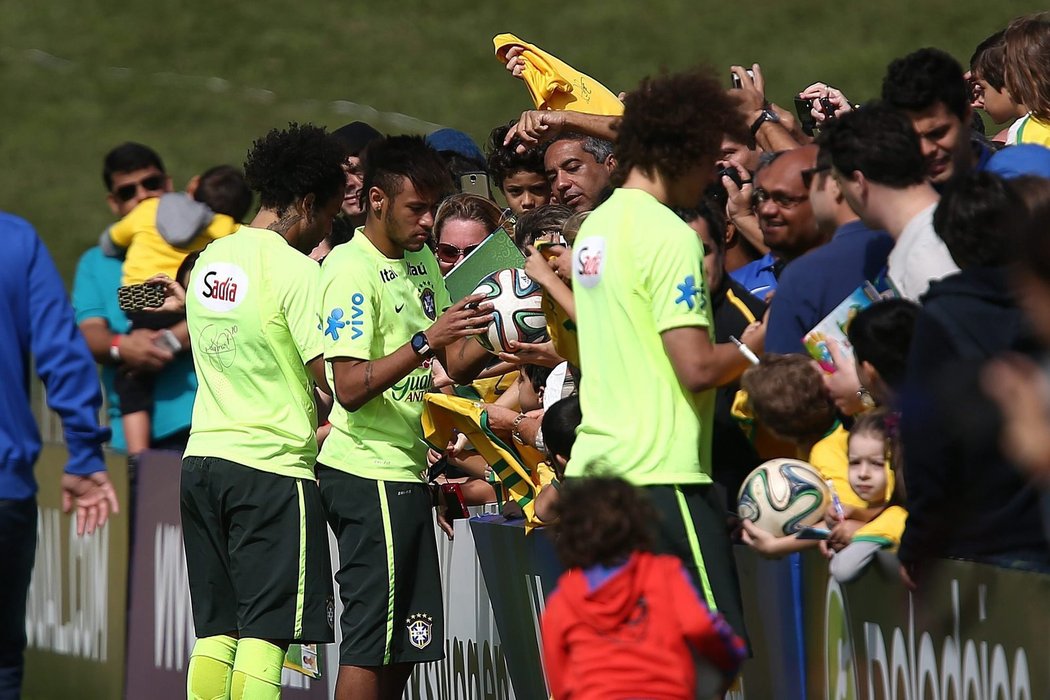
[0,212,119,699]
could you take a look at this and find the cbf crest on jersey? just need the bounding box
[406,612,433,649]
[420,286,437,320]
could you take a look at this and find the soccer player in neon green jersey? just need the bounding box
[180,123,345,700]
[317,135,494,700]
[568,70,758,644]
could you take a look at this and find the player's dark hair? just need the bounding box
[243,123,347,214]
[881,47,970,120]
[614,68,749,187]
[554,476,655,569]
[821,103,927,188]
[194,165,253,222]
[487,122,548,189]
[361,135,452,204]
[847,299,920,391]
[103,142,165,190]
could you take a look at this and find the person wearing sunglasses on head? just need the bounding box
[431,193,505,276]
[71,143,198,461]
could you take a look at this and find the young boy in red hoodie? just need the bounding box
[541,477,746,699]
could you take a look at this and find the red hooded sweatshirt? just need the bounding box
[541,552,745,699]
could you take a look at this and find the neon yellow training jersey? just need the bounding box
[184,226,323,480]
[568,188,716,485]
[318,230,452,483]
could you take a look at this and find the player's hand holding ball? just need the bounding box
[425,293,493,349]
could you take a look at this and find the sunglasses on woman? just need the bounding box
[435,241,482,263]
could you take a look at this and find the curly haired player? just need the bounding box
[180,123,345,700]
[568,67,756,643]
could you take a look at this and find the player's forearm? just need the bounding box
[332,344,422,411]
[441,337,491,385]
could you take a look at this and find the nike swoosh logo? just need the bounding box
[395,304,405,313]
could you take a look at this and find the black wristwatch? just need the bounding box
[750,106,781,137]
[411,331,433,358]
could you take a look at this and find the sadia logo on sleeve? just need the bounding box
[574,236,605,288]
[195,263,249,312]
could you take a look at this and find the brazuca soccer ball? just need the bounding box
[737,459,830,536]
[469,268,549,354]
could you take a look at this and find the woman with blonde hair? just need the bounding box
[432,193,506,276]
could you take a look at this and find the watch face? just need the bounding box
[412,332,428,354]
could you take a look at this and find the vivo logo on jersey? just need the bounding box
[195,263,249,312]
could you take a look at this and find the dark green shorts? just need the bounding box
[317,465,444,666]
[181,456,334,644]
[644,483,750,647]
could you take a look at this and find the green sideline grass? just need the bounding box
[0,0,1043,283]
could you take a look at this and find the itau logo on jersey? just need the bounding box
[196,263,249,312]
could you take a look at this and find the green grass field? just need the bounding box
[1,0,1044,282]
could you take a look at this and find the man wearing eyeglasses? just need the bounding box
[72,143,197,455]
[764,145,894,355]
[728,146,825,298]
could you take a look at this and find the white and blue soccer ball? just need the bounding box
[737,459,830,536]
[470,268,549,354]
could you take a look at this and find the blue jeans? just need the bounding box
[0,497,37,700]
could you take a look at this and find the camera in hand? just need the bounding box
[705,165,747,208]
[794,96,836,137]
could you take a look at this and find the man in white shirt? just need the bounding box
[822,102,958,301]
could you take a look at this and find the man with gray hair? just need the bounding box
[544,132,616,213]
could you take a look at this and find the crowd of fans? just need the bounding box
[4,10,1050,700]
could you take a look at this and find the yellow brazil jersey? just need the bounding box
[853,505,907,549]
[543,292,579,367]
[567,188,715,485]
[184,226,323,480]
[319,230,452,483]
[1017,115,1050,148]
[493,33,624,116]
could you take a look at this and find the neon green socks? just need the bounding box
[187,635,238,700]
[230,638,285,700]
